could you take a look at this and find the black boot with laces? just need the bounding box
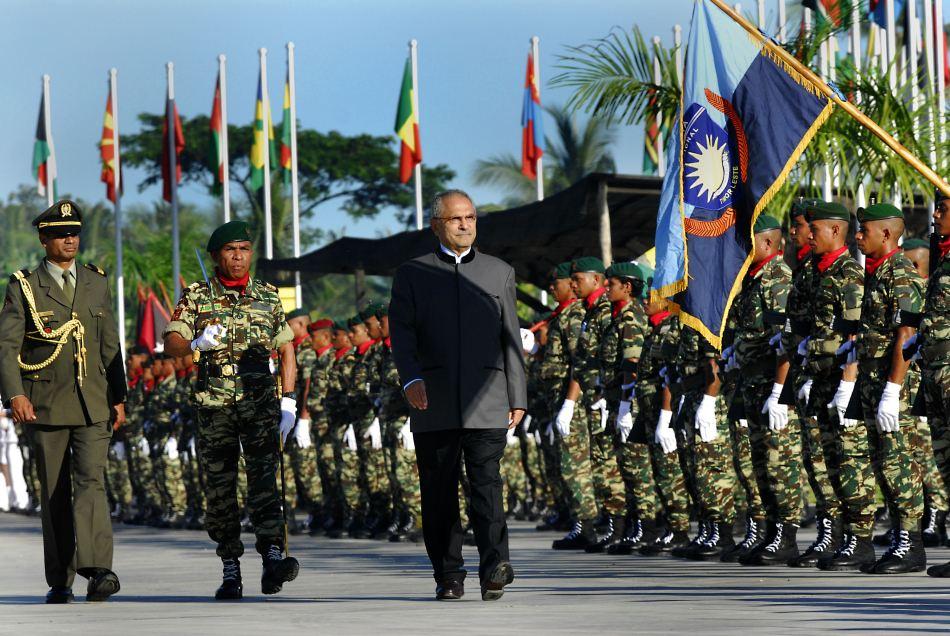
[215,557,242,600]
[607,518,642,555]
[817,532,876,571]
[722,517,763,563]
[688,521,735,561]
[869,529,926,574]
[789,515,838,568]
[552,519,597,550]
[744,522,798,565]
[261,544,299,594]
[585,514,625,553]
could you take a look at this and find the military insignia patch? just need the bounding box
[60,202,72,216]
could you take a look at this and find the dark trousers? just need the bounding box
[31,421,113,588]
[414,427,509,584]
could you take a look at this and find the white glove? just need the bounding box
[113,441,126,462]
[676,395,686,415]
[523,414,532,430]
[191,323,227,351]
[797,336,811,364]
[343,424,358,451]
[876,381,902,433]
[919,416,929,425]
[545,421,554,445]
[399,418,414,451]
[902,334,921,362]
[768,332,785,356]
[279,397,297,445]
[188,436,197,455]
[294,418,312,449]
[164,437,179,460]
[828,380,859,428]
[533,429,541,445]
[762,382,788,432]
[655,409,677,454]
[556,399,575,437]
[695,394,719,442]
[797,379,813,405]
[616,401,634,443]
[506,426,519,446]
[589,398,609,434]
[364,417,382,450]
[138,437,149,454]
[738,418,749,428]
[836,340,858,368]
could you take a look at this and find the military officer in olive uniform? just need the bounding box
[0,200,127,604]
[163,220,299,600]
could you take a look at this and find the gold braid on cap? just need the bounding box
[13,271,87,386]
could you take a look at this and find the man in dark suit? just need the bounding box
[389,189,527,602]
[0,200,127,603]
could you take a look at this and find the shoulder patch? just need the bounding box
[84,263,106,276]
[260,281,278,292]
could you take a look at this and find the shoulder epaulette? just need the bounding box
[10,268,29,283]
[187,281,203,291]
[84,263,106,276]
[261,281,278,292]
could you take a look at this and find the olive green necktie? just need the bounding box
[62,269,74,303]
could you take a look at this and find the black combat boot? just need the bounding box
[585,514,626,553]
[873,526,895,547]
[606,518,641,555]
[869,529,927,574]
[535,508,561,531]
[688,521,735,561]
[215,557,243,600]
[552,519,597,550]
[723,517,764,563]
[817,533,876,572]
[789,515,839,568]
[744,523,798,566]
[923,509,948,548]
[927,560,950,577]
[640,527,690,555]
[260,545,299,595]
[672,521,709,559]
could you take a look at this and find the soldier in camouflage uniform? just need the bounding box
[126,359,163,523]
[176,355,204,528]
[325,321,358,538]
[924,188,950,578]
[148,354,187,527]
[304,318,337,533]
[163,220,299,600]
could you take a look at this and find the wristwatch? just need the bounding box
[282,391,297,400]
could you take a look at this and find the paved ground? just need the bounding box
[2,514,950,634]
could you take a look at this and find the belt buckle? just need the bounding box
[221,364,233,377]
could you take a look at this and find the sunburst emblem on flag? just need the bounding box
[685,133,731,205]
[682,103,734,211]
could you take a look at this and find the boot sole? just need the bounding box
[262,557,300,594]
[817,562,873,572]
[481,562,514,601]
[86,574,120,602]
[214,587,243,601]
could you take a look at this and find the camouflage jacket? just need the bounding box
[349,340,379,418]
[920,250,950,369]
[295,339,317,398]
[603,300,649,402]
[176,371,198,443]
[305,344,334,419]
[673,325,717,392]
[525,355,550,426]
[858,251,924,363]
[573,289,614,396]
[326,346,356,425]
[637,312,681,400]
[782,250,818,355]
[378,340,409,422]
[806,250,864,366]
[733,254,791,378]
[147,374,178,434]
[164,277,293,407]
[123,377,148,437]
[538,299,585,399]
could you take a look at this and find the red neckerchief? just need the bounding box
[334,346,352,361]
[611,299,629,318]
[144,378,155,392]
[356,339,377,356]
[176,369,186,379]
[384,337,392,349]
[748,251,782,279]
[864,248,899,276]
[292,335,306,349]
[940,236,950,259]
[128,367,143,388]
[649,309,672,328]
[315,344,333,357]
[550,298,578,319]
[216,268,250,293]
[816,245,849,273]
[797,244,812,262]
[585,285,608,309]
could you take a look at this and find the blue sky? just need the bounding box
[3,0,694,244]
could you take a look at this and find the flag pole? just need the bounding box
[219,54,231,223]
[674,24,683,85]
[938,0,947,173]
[409,39,423,230]
[42,75,55,206]
[110,68,126,359]
[259,48,274,259]
[777,0,786,44]
[287,42,302,306]
[923,0,936,230]
[707,0,950,197]
[886,0,897,90]
[167,62,182,302]
[531,35,545,201]
[652,36,665,178]
[756,0,765,30]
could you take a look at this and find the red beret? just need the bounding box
[308,319,334,333]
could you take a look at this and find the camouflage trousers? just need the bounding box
[618,438,658,521]
[287,434,321,510]
[557,397,599,521]
[907,368,949,512]
[923,365,950,514]
[126,432,161,512]
[537,420,566,511]
[13,424,41,505]
[105,439,133,509]
[807,369,847,521]
[196,387,284,559]
[639,391,691,532]
[355,415,390,516]
[728,415,766,521]
[311,416,340,511]
[588,411,627,517]
[679,391,736,524]
[180,437,204,516]
[154,431,187,516]
[517,430,545,506]
[395,438,422,521]
[741,379,804,525]
[500,436,526,509]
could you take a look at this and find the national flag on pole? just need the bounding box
[279,76,292,185]
[651,0,832,347]
[250,74,277,191]
[32,90,57,199]
[802,0,846,27]
[521,52,544,179]
[100,91,119,203]
[161,97,184,203]
[209,73,226,195]
[394,57,422,184]
[136,289,171,353]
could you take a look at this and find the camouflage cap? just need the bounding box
[902,238,930,251]
[857,202,903,222]
[553,261,573,280]
[285,308,310,321]
[605,261,643,281]
[207,220,253,252]
[571,256,605,274]
[805,199,850,222]
[754,214,782,233]
[33,199,83,237]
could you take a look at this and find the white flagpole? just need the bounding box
[287,42,302,306]
[924,0,937,229]
[110,68,126,358]
[167,62,182,302]
[219,54,231,223]
[42,74,55,206]
[652,36,665,178]
[756,0,765,30]
[409,39,423,229]
[532,35,544,201]
[886,0,898,90]
[938,0,947,174]
[777,0,786,44]
[674,25,683,85]
[259,48,273,259]
[852,1,866,267]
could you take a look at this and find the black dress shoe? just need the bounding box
[86,570,120,602]
[481,562,514,601]
[435,580,464,600]
[46,586,74,604]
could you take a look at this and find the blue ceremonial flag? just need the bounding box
[651,0,832,349]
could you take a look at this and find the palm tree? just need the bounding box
[473,103,616,206]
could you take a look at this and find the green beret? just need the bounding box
[903,238,930,251]
[790,198,807,218]
[33,199,83,237]
[754,215,782,234]
[207,220,253,252]
[346,315,363,328]
[360,301,387,322]
[553,261,573,280]
[285,308,310,321]
[857,202,903,223]
[374,302,389,319]
[805,200,850,222]
[332,320,349,332]
[605,262,643,281]
[571,256,605,275]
